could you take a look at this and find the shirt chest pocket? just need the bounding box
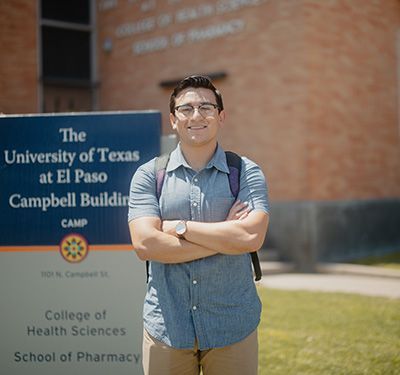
[159,192,191,220]
[204,196,235,222]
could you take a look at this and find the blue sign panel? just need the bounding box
[0,111,161,246]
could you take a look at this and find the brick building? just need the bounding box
[1,0,400,268]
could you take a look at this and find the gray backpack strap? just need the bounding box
[145,153,171,283]
[155,153,171,200]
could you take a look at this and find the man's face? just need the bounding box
[170,87,225,149]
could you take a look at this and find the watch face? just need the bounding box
[176,221,186,235]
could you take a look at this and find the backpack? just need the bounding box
[149,151,262,282]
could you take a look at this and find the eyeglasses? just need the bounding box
[174,103,219,118]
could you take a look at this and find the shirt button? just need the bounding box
[193,202,198,207]
[192,306,197,311]
[194,178,198,183]
[193,280,198,285]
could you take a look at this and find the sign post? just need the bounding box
[0,111,161,375]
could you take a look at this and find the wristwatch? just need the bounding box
[175,220,187,239]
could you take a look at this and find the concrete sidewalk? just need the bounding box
[259,262,400,299]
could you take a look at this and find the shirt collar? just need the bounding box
[166,143,191,172]
[166,143,230,174]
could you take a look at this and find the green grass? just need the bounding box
[258,287,400,374]
[350,251,400,270]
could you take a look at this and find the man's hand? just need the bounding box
[161,220,180,236]
[226,200,251,221]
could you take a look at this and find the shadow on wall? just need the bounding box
[262,199,400,272]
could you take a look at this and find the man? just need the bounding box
[128,75,269,375]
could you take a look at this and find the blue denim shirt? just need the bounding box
[128,144,269,350]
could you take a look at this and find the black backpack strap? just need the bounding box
[225,151,262,281]
[225,151,241,199]
[145,260,150,284]
[251,252,262,281]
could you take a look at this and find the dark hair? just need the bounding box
[169,75,224,114]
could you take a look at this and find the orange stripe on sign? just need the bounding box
[91,244,134,251]
[0,244,134,252]
[0,246,58,252]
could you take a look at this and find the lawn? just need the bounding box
[350,251,400,270]
[258,287,400,374]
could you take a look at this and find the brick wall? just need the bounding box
[305,0,400,200]
[2,0,398,202]
[0,0,397,262]
[0,0,38,114]
[97,0,400,202]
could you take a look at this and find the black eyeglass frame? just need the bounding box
[174,103,220,117]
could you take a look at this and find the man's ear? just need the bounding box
[170,113,177,130]
[218,110,226,127]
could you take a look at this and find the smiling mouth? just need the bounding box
[188,125,207,130]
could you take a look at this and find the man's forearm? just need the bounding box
[129,218,217,264]
[183,211,269,255]
[140,230,217,263]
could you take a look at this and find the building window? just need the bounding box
[40,0,96,112]
[42,27,91,81]
[41,0,90,24]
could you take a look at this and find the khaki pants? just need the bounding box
[142,329,258,375]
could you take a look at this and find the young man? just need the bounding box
[128,75,269,375]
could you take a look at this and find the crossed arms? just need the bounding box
[129,201,269,264]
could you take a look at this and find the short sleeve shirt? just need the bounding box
[128,144,269,350]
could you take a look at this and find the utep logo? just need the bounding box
[59,233,89,263]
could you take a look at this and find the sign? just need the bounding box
[0,111,161,375]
